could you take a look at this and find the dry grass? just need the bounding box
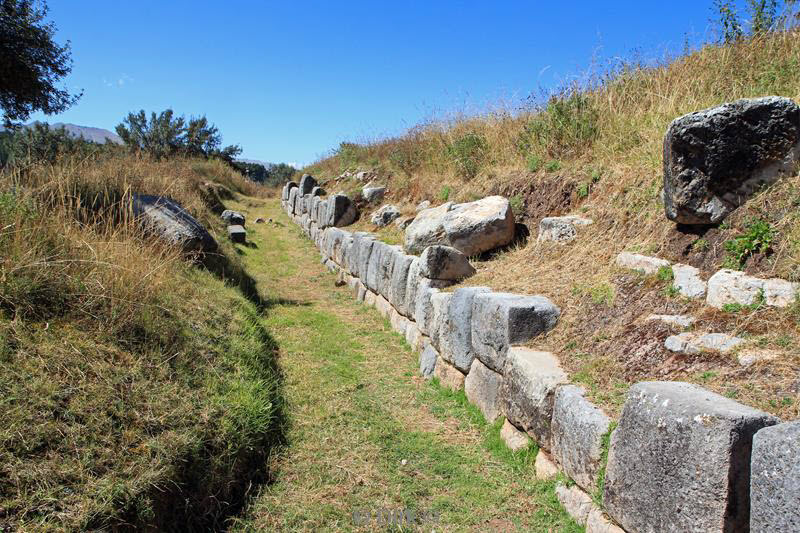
[304,31,800,419]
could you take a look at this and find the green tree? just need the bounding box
[713,0,744,43]
[748,0,778,33]
[0,0,81,126]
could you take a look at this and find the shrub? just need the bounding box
[447,132,488,180]
[518,91,599,159]
[723,217,775,269]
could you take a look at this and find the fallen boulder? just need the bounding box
[370,204,401,227]
[404,196,515,256]
[131,194,217,254]
[663,97,800,224]
[537,216,593,243]
[418,245,475,281]
[707,269,799,309]
[221,209,245,226]
[604,381,778,533]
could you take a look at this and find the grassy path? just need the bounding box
[228,197,580,532]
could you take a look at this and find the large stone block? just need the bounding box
[537,215,592,243]
[377,245,401,299]
[356,236,376,282]
[707,269,799,309]
[672,263,707,298]
[471,292,561,373]
[663,97,800,224]
[413,280,440,336]
[551,385,612,492]
[418,245,476,281]
[439,287,490,373]
[404,202,453,254]
[365,241,387,293]
[299,173,317,195]
[604,381,779,533]
[500,419,531,452]
[428,292,451,351]
[324,194,357,228]
[388,253,415,315]
[750,421,800,533]
[500,348,567,450]
[370,204,401,226]
[464,358,504,423]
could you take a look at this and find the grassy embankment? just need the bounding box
[305,32,800,420]
[0,155,284,530]
[226,197,580,532]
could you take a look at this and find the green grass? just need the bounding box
[229,198,582,532]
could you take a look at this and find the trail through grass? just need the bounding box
[229,198,580,532]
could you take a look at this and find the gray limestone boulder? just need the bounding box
[465,359,504,422]
[324,194,358,228]
[664,332,745,355]
[419,344,438,379]
[416,200,431,212]
[471,292,561,373]
[750,421,800,533]
[405,196,515,256]
[500,419,531,451]
[299,173,317,195]
[362,184,386,203]
[365,241,387,293]
[413,280,441,336]
[370,205,401,227]
[537,216,593,243]
[281,181,297,201]
[418,245,476,281]
[378,245,401,299]
[500,348,568,450]
[221,209,246,226]
[615,252,671,275]
[664,97,800,224]
[604,381,779,533]
[707,269,799,309]
[356,236,376,282]
[551,385,612,492]
[439,287,491,373]
[131,194,217,254]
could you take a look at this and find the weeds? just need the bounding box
[723,217,775,269]
[518,91,599,159]
[447,132,488,180]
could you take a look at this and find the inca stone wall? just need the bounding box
[281,182,793,532]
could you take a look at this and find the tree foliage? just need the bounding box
[0,123,117,167]
[115,109,242,162]
[233,161,297,186]
[0,0,81,126]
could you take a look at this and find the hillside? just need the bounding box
[303,31,800,422]
[0,154,284,530]
[0,122,123,144]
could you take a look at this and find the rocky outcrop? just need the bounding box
[663,97,800,224]
[604,381,778,533]
[404,196,515,256]
[370,205,400,226]
[131,194,217,254]
[750,421,800,532]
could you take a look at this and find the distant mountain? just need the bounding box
[0,122,123,145]
[235,158,273,168]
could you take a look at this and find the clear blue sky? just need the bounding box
[31,1,732,166]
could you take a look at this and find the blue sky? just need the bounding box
[31,1,732,166]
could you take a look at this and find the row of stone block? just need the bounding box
[281,178,357,229]
[286,202,798,533]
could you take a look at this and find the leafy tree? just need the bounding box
[268,163,297,185]
[0,122,114,166]
[713,0,744,43]
[115,109,241,162]
[0,0,81,126]
[748,0,778,33]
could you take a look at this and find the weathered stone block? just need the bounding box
[370,204,400,226]
[672,263,707,298]
[419,344,438,379]
[227,224,246,243]
[375,294,393,319]
[439,287,490,373]
[663,97,800,224]
[377,245,401,299]
[535,450,559,480]
[388,253,414,315]
[413,280,440,336]
[604,381,779,533]
[405,323,425,353]
[325,194,358,228]
[556,483,594,526]
[471,292,561,373]
[433,356,465,391]
[551,385,612,492]
[221,209,245,226]
[464,359,504,423]
[418,245,476,281]
[390,309,411,337]
[537,215,592,243]
[664,331,744,355]
[362,184,386,203]
[365,241,386,293]
[500,348,567,450]
[427,292,451,351]
[299,173,317,195]
[615,252,670,275]
[750,420,799,533]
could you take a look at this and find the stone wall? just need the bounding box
[281,183,793,533]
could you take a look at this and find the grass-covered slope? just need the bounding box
[304,32,800,421]
[0,155,284,530]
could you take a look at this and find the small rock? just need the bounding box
[418,245,476,281]
[664,332,745,355]
[227,224,246,243]
[415,200,431,212]
[433,356,465,391]
[556,483,594,526]
[401,459,408,466]
[370,205,401,227]
[534,450,560,480]
[393,215,415,229]
[672,263,706,298]
[255,217,265,224]
[362,184,386,203]
[419,344,438,378]
[737,348,780,367]
[615,252,671,275]
[500,419,531,451]
[537,216,593,243]
[586,509,625,533]
[646,314,696,328]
